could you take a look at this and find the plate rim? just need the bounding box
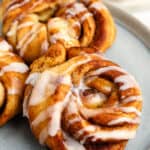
[104,1,150,49]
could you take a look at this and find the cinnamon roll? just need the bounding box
[2,0,116,63]
[24,51,142,150]
[0,37,28,126]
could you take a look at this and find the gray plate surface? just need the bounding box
[0,2,150,150]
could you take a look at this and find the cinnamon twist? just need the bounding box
[24,51,142,150]
[0,37,29,126]
[2,0,116,63]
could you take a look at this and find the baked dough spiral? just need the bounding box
[2,0,116,63]
[24,51,142,150]
[0,37,29,126]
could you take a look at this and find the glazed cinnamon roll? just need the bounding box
[0,37,28,126]
[24,51,142,150]
[2,0,116,63]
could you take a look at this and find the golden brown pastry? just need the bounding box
[24,51,142,150]
[2,0,116,63]
[0,37,28,126]
[55,0,116,51]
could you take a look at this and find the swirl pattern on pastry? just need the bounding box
[24,51,142,150]
[2,0,116,63]
[0,37,29,126]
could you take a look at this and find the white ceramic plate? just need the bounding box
[0,3,150,150]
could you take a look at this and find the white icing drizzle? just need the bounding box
[8,76,24,95]
[17,24,40,56]
[80,12,93,23]
[48,18,66,29]
[63,132,86,150]
[66,3,87,18]
[28,71,58,106]
[83,92,107,106]
[90,1,107,10]
[120,107,141,116]
[0,62,28,76]
[6,0,18,9]
[7,87,20,95]
[79,106,104,119]
[0,40,12,51]
[66,99,82,127]
[0,52,14,57]
[32,108,48,127]
[122,95,142,104]
[76,126,96,138]
[72,21,81,28]
[66,3,93,24]
[79,105,141,119]
[86,66,139,91]
[81,129,136,144]
[90,52,107,60]
[25,72,41,86]
[63,55,91,74]
[115,75,138,91]
[41,40,49,53]
[31,91,71,128]
[29,71,71,106]
[61,75,72,85]
[29,0,43,10]
[48,92,71,136]
[17,24,35,48]
[17,22,34,30]
[77,78,89,91]
[86,66,127,77]
[7,0,30,12]
[48,18,78,46]
[7,21,18,37]
[30,73,72,137]
[50,31,72,44]
[73,90,84,107]
[121,95,126,99]
[48,103,63,136]
[20,25,42,56]
[39,127,48,145]
[69,117,81,125]
[67,97,79,115]
[108,117,140,125]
